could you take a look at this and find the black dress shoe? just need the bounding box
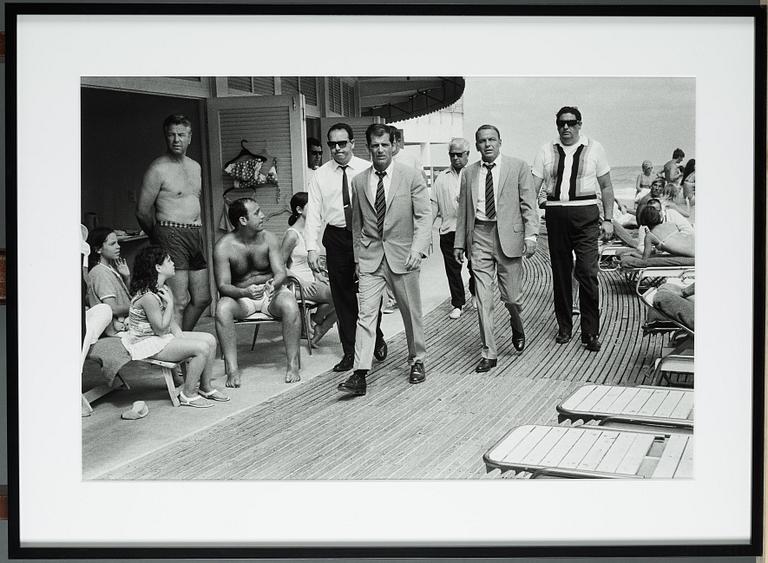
[583,335,602,352]
[409,361,426,384]
[374,340,388,361]
[512,331,525,352]
[555,329,572,344]
[332,353,354,372]
[337,370,367,395]
[475,358,497,373]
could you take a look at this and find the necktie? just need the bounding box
[340,165,352,231]
[375,171,387,236]
[484,163,496,219]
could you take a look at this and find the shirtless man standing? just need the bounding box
[213,198,301,386]
[663,148,685,189]
[137,114,211,331]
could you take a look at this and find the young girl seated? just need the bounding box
[637,205,695,260]
[280,192,337,347]
[86,227,131,336]
[122,245,229,408]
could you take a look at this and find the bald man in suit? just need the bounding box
[454,124,538,373]
[337,124,432,396]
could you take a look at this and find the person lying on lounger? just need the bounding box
[122,245,229,408]
[637,205,695,260]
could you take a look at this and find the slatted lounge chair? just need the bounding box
[636,268,694,385]
[483,424,693,479]
[619,254,695,284]
[556,384,693,431]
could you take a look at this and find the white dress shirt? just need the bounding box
[431,167,462,235]
[305,155,370,252]
[475,158,501,221]
[367,162,394,204]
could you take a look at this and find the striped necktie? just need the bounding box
[484,162,496,219]
[340,165,352,230]
[375,171,386,236]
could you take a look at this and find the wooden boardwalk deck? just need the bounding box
[100,239,684,480]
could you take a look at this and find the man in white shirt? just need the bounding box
[305,123,387,372]
[431,138,475,319]
[454,125,539,373]
[305,137,323,190]
[532,106,615,352]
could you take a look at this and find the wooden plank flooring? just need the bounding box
[99,238,682,480]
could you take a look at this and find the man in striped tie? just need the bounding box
[337,124,432,396]
[532,106,615,352]
[454,125,539,373]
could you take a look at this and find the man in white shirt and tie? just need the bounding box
[305,123,387,373]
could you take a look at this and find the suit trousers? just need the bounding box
[354,256,425,371]
[470,221,523,360]
[545,205,600,338]
[440,231,475,309]
[323,225,383,357]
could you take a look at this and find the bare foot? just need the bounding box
[225,372,241,388]
[285,368,301,383]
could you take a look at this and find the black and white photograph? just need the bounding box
[80,75,697,481]
[8,7,763,555]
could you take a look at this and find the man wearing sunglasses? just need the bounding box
[305,123,387,373]
[532,106,615,352]
[432,137,476,320]
[305,137,323,189]
[454,125,539,373]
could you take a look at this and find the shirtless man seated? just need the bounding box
[214,198,301,386]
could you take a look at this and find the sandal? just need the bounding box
[178,391,213,408]
[198,388,230,402]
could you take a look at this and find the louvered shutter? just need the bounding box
[299,77,318,106]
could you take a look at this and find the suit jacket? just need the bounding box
[454,154,538,258]
[351,161,432,275]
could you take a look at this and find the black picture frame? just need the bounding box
[5,2,766,558]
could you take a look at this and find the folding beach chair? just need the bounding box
[636,268,695,385]
[483,424,693,479]
[81,304,129,414]
[556,384,693,432]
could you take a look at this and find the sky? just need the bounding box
[461,77,695,168]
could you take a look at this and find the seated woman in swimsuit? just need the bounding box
[635,160,654,194]
[122,245,229,408]
[637,205,695,260]
[280,192,337,347]
[86,227,132,336]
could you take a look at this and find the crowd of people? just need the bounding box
[83,109,695,407]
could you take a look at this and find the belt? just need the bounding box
[325,224,349,232]
[475,219,497,226]
[157,221,202,229]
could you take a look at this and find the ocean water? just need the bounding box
[611,165,643,205]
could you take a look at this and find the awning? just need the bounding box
[358,77,464,122]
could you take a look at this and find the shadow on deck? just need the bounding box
[99,238,679,480]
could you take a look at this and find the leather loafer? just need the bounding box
[583,335,602,352]
[332,353,354,372]
[409,361,426,384]
[555,330,572,344]
[475,358,497,373]
[374,340,388,361]
[512,331,525,352]
[337,371,367,396]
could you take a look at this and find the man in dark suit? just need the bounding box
[454,124,538,373]
[337,124,432,396]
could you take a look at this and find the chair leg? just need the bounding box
[304,307,313,356]
[81,394,93,414]
[162,367,181,407]
[250,325,260,351]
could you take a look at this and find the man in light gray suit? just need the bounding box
[337,124,432,396]
[454,124,538,373]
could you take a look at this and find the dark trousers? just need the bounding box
[323,225,383,357]
[545,205,600,338]
[439,231,475,309]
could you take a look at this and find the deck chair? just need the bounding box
[233,274,316,366]
[556,384,693,431]
[483,424,693,479]
[619,254,695,284]
[81,304,129,415]
[636,268,695,385]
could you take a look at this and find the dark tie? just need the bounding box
[484,162,496,219]
[375,171,387,236]
[340,165,352,231]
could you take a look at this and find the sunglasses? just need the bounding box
[449,151,468,158]
[310,150,323,155]
[556,119,580,128]
[327,140,349,149]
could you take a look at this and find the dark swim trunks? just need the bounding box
[153,221,207,270]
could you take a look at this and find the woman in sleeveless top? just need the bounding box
[122,245,229,407]
[86,227,132,336]
[635,160,655,194]
[280,192,337,347]
[637,206,695,260]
